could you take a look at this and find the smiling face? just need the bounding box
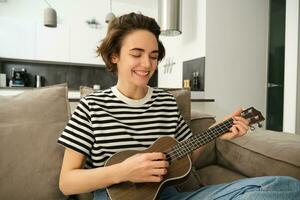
[111,29,159,94]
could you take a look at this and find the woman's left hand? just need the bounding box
[219,108,249,140]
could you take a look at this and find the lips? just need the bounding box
[133,70,150,76]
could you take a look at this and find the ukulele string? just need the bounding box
[171,120,232,160]
[165,119,234,162]
[165,109,256,162]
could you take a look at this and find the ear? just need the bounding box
[111,53,119,64]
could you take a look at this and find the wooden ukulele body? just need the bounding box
[105,136,192,200]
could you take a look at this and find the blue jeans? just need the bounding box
[93,176,300,200]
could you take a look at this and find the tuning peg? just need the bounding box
[250,125,255,131]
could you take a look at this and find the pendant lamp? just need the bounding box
[105,0,116,24]
[44,0,57,28]
[158,0,182,36]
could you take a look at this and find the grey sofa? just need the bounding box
[179,113,300,192]
[1,84,299,200]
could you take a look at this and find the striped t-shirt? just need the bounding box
[58,86,192,168]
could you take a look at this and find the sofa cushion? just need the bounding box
[195,165,246,186]
[167,89,191,125]
[216,129,300,180]
[80,85,95,98]
[0,84,70,200]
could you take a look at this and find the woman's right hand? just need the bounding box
[120,152,169,183]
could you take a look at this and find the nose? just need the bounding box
[141,55,152,69]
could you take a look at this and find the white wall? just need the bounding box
[284,0,299,134]
[204,0,269,120]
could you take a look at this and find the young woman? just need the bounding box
[58,12,300,200]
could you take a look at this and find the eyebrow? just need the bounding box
[129,48,159,54]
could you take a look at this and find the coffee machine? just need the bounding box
[11,68,28,87]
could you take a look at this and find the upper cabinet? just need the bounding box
[0,18,35,60]
[0,17,105,66]
[69,22,105,65]
[35,24,69,62]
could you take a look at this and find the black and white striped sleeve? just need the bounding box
[174,112,193,142]
[58,98,95,157]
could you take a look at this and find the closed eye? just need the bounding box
[130,53,141,58]
[150,55,158,60]
[130,48,158,60]
[150,53,159,60]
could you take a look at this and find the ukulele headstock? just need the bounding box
[241,107,265,128]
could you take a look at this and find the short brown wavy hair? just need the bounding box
[96,12,165,73]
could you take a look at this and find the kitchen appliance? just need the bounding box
[35,75,42,88]
[11,68,28,87]
[93,84,101,90]
[0,73,6,87]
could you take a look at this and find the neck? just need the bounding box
[116,82,148,100]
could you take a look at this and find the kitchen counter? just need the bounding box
[0,87,80,100]
[0,87,214,102]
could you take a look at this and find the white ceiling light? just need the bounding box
[158,0,182,36]
[105,0,116,24]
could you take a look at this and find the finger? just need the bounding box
[220,133,234,140]
[151,168,168,176]
[234,116,250,126]
[220,123,249,140]
[226,126,240,139]
[151,160,169,169]
[233,125,247,137]
[231,125,240,136]
[145,175,164,183]
[219,131,236,140]
[233,119,250,134]
[233,120,249,131]
[145,152,166,161]
[220,115,250,140]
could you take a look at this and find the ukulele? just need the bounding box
[105,107,265,200]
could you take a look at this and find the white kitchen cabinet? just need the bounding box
[0,17,35,60]
[69,23,105,65]
[0,17,105,66]
[35,24,69,63]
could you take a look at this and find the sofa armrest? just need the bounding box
[216,129,300,180]
[190,110,216,134]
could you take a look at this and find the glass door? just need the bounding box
[266,0,286,131]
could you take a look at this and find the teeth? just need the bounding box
[134,70,149,76]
